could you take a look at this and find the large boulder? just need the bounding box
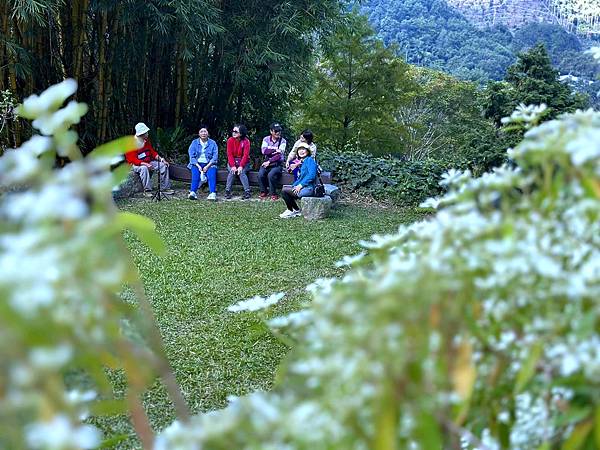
[324,184,340,206]
[301,196,332,220]
[112,171,143,199]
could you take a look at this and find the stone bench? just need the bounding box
[301,196,333,220]
[168,164,331,186]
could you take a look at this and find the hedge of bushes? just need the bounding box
[318,150,454,205]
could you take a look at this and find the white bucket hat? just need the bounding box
[135,122,150,136]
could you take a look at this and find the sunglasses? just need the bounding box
[232,129,239,133]
[273,130,281,134]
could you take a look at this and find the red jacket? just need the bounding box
[125,138,158,165]
[226,137,250,168]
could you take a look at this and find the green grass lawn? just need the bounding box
[101,196,425,445]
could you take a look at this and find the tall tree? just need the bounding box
[483,44,588,127]
[0,0,342,152]
[299,12,415,155]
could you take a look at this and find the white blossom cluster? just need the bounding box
[157,108,600,448]
[0,81,150,448]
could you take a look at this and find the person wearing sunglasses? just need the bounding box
[258,122,286,200]
[225,124,252,199]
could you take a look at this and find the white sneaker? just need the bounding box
[279,209,295,218]
[290,210,302,218]
[207,192,217,201]
[188,191,197,200]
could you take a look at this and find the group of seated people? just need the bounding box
[124,122,320,218]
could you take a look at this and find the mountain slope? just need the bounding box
[361,0,515,81]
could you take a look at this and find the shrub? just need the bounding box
[318,149,448,205]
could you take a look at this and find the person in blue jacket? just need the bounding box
[188,125,218,200]
[279,142,317,218]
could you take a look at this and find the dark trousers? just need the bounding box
[258,164,282,195]
[281,186,300,211]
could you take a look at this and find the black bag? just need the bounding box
[314,183,325,198]
[313,155,325,197]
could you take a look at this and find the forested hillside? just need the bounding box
[361,0,599,85]
[361,0,515,81]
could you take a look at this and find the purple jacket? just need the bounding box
[261,136,287,164]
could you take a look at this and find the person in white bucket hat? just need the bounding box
[125,122,174,195]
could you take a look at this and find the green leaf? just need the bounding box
[415,412,443,450]
[562,419,593,450]
[116,212,165,255]
[515,341,542,393]
[98,434,130,448]
[373,385,399,450]
[112,163,132,188]
[594,406,600,448]
[89,399,128,416]
[91,136,137,159]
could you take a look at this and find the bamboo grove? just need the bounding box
[1,0,341,151]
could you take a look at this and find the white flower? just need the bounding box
[565,128,600,166]
[439,168,470,187]
[501,103,547,126]
[17,79,78,118]
[268,310,313,329]
[25,415,101,449]
[29,344,73,370]
[32,101,88,136]
[228,292,285,312]
[419,197,441,209]
[335,252,366,267]
[587,46,600,61]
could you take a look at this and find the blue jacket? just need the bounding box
[293,156,317,189]
[187,138,218,169]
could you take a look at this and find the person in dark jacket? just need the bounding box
[258,122,286,200]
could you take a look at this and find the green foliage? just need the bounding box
[318,149,447,205]
[361,0,599,92]
[512,22,600,80]
[298,12,416,155]
[399,68,507,173]
[153,125,193,164]
[484,44,589,129]
[4,0,342,148]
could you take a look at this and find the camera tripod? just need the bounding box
[152,158,172,202]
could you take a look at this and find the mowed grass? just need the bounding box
[102,196,425,444]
